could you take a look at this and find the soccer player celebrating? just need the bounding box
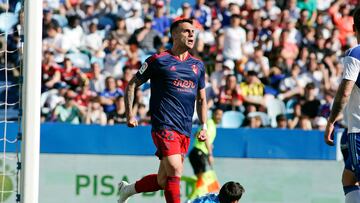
[119,19,208,203]
[324,7,360,203]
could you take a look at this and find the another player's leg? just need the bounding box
[343,133,360,203]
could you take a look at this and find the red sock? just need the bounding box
[135,174,162,193]
[164,176,181,203]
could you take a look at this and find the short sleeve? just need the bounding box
[198,62,206,90]
[342,56,360,82]
[135,56,156,83]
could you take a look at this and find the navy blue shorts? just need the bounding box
[345,133,360,181]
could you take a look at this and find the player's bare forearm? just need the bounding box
[125,77,140,120]
[328,79,354,124]
[196,88,207,125]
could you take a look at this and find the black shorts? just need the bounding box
[189,147,208,175]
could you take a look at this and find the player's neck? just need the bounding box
[170,46,189,61]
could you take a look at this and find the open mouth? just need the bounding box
[188,39,194,44]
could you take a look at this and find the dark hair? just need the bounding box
[276,114,286,122]
[170,19,193,35]
[353,7,360,32]
[218,181,245,203]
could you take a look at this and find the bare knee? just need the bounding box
[342,169,357,186]
[157,176,166,188]
[167,162,183,177]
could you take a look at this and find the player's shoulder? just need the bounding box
[146,50,171,64]
[345,44,360,59]
[189,54,205,67]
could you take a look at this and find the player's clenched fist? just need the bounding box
[197,129,207,142]
[127,117,138,128]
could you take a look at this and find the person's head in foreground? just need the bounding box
[218,181,245,203]
[170,19,195,50]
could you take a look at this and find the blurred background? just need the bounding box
[1,0,360,202]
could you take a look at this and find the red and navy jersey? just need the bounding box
[135,50,206,137]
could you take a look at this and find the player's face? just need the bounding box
[175,22,195,49]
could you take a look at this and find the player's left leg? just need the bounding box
[162,154,183,203]
[343,133,360,203]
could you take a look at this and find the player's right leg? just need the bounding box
[342,133,360,203]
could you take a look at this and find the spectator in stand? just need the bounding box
[130,15,162,54]
[108,95,127,125]
[118,66,133,92]
[244,46,270,80]
[278,64,303,100]
[328,1,354,47]
[87,62,106,93]
[74,83,97,111]
[136,103,151,125]
[53,91,84,124]
[125,3,144,35]
[297,0,317,22]
[42,8,60,38]
[82,22,104,56]
[81,1,100,33]
[60,57,84,89]
[42,22,68,63]
[192,0,212,29]
[240,71,265,106]
[222,14,246,63]
[42,50,62,91]
[300,83,321,119]
[217,74,244,112]
[63,15,84,53]
[152,0,171,37]
[297,115,312,130]
[247,114,263,128]
[111,17,130,44]
[84,97,107,125]
[260,0,281,21]
[276,114,288,129]
[100,76,124,117]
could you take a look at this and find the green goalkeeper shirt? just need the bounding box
[193,119,217,155]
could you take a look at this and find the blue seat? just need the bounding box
[285,98,298,119]
[98,16,115,30]
[52,14,68,27]
[221,111,245,128]
[265,98,286,127]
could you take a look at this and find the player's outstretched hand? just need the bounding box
[127,117,138,128]
[197,129,207,142]
[324,121,335,146]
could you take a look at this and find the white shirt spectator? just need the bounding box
[244,56,270,78]
[63,25,84,52]
[125,16,144,35]
[89,74,106,93]
[223,26,246,60]
[198,30,216,46]
[82,31,103,53]
[43,32,68,63]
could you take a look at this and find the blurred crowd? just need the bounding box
[2,0,360,129]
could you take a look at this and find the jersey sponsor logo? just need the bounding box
[139,62,148,74]
[173,79,196,89]
[192,65,198,75]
